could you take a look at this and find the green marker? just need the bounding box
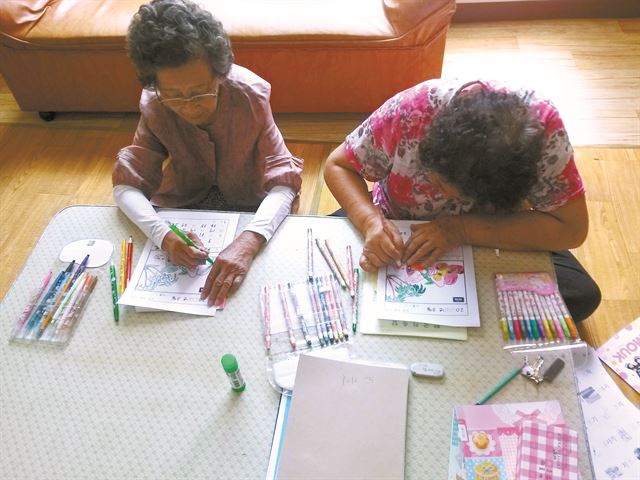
[167,223,214,264]
[475,366,521,405]
[221,353,246,393]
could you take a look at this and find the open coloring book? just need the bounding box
[375,220,480,328]
[118,209,239,316]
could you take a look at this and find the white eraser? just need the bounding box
[410,362,444,379]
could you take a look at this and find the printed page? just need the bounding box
[376,220,480,327]
[277,355,409,480]
[576,346,640,480]
[596,317,640,393]
[119,209,239,316]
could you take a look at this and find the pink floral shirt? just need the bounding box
[345,79,584,219]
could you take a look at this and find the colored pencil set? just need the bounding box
[261,275,351,355]
[11,255,97,345]
[495,272,580,345]
[119,236,134,295]
[307,229,360,334]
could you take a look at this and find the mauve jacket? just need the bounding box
[113,65,303,209]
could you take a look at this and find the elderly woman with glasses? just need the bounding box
[113,0,302,307]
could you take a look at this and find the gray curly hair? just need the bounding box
[127,0,233,87]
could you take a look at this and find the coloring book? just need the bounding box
[375,220,480,327]
[118,209,239,316]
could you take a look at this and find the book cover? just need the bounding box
[596,317,640,394]
[515,420,579,480]
[453,401,565,480]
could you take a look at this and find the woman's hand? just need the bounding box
[200,231,265,307]
[162,230,209,269]
[360,211,404,272]
[402,216,466,267]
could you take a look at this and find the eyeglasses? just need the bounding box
[155,82,219,109]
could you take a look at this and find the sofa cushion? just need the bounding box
[0,0,456,112]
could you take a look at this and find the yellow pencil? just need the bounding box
[119,239,126,294]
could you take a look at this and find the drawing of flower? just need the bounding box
[425,262,464,287]
[385,274,427,302]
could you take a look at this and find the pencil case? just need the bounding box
[10,265,97,346]
[260,275,353,393]
[494,272,582,350]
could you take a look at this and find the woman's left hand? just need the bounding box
[200,231,265,307]
[403,216,466,267]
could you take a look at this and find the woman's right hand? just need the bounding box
[360,209,404,272]
[161,231,209,269]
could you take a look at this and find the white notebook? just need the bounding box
[276,354,409,480]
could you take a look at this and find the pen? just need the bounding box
[54,274,90,337]
[38,270,74,336]
[277,283,297,349]
[496,290,511,342]
[307,228,314,280]
[552,292,578,339]
[168,223,214,265]
[120,239,126,294]
[545,294,571,339]
[322,275,345,341]
[475,366,521,405]
[324,239,349,289]
[346,245,355,298]
[27,261,74,333]
[316,277,342,341]
[315,238,346,288]
[55,274,97,338]
[126,236,134,285]
[306,278,328,347]
[309,277,334,344]
[261,285,271,353]
[71,254,90,285]
[109,262,119,323]
[352,267,360,334]
[49,271,87,331]
[13,271,52,336]
[287,282,312,348]
[327,275,349,340]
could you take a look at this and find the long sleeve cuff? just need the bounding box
[243,185,296,242]
[113,184,171,248]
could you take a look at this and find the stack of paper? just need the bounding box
[276,355,409,479]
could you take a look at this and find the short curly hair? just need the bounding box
[127,0,233,87]
[419,88,545,212]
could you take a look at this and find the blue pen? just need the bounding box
[70,254,90,285]
[28,261,75,332]
[26,270,66,331]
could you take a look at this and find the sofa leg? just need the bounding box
[38,111,56,122]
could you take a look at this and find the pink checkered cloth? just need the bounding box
[515,420,580,480]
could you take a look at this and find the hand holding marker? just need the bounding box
[168,223,214,265]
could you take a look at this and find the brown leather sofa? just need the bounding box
[0,0,456,115]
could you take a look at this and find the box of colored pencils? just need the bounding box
[495,272,581,349]
[10,260,97,346]
[260,275,351,358]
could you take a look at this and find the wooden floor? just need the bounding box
[0,18,638,404]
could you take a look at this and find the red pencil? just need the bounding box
[125,235,134,285]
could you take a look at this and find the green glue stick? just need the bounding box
[221,353,246,393]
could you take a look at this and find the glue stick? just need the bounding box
[221,353,246,392]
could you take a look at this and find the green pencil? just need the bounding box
[475,366,521,405]
[167,223,214,265]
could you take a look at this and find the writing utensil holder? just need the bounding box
[10,263,97,347]
[261,275,354,393]
[494,272,585,353]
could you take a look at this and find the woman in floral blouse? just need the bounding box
[324,79,600,321]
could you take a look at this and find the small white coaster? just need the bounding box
[59,239,113,267]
